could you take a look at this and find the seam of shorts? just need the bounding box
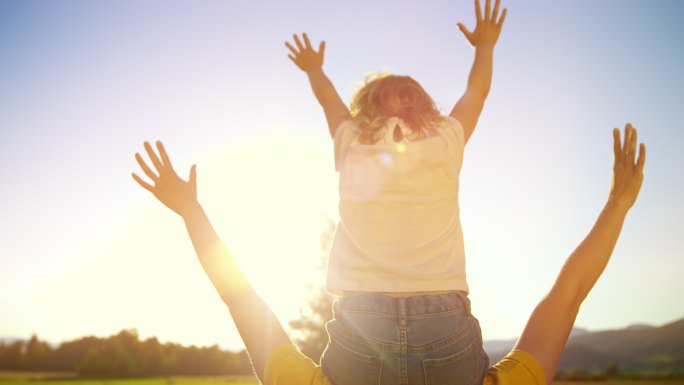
[328,319,404,352]
[408,316,476,355]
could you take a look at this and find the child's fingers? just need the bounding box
[285,42,298,56]
[492,0,500,22]
[475,0,483,22]
[497,7,507,27]
[457,23,474,45]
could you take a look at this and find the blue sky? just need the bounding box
[1,0,682,351]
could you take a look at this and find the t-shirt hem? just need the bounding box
[326,282,470,296]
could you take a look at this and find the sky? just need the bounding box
[0,0,683,352]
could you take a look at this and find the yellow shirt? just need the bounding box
[264,344,546,385]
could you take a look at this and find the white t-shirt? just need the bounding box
[327,116,468,294]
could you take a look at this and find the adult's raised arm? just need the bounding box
[132,141,291,382]
[513,124,646,382]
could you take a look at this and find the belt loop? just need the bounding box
[456,291,471,314]
[398,297,407,328]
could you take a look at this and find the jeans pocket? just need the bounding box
[422,342,478,385]
[321,337,383,385]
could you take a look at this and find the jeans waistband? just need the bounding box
[335,291,470,317]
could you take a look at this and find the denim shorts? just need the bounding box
[320,292,488,385]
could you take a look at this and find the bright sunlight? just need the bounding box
[200,133,338,322]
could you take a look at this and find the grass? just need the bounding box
[556,382,684,385]
[3,381,684,385]
[2,376,684,385]
[0,378,258,385]
[0,372,258,385]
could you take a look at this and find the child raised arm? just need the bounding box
[286,33,350,138]
[451,0,507,143]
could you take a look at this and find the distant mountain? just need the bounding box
[483,338,516,356]
[484,327,590,359]
[484,318,684,372]
[624,323,656,331]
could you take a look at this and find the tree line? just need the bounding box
[0,329,252,377]
[0,224,336,378]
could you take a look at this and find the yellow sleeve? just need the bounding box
[264,344,332,385]
[484,350,547,385]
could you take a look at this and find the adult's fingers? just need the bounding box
[156,141,172,168]
[627,125,638,166]
[613,128,622,166]
[132,173,154,194]
[285,42,299,56]
[189,164,197,185]
[293,34,304,51]
[136,152,158,181]
[636,143,646,172]
[302,33,312,49]
[622,124,631,154]
[144,141,163,174]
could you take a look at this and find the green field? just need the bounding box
[0,373,259,385]
[3,380,684,385]
[3,369,684,385]
[557,382,684,385]
[1,371,684,385]
[0,379,258,385]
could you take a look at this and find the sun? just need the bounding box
[198,134,338,322]
[27,132,340,349]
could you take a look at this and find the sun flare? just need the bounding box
[199,134,338,322]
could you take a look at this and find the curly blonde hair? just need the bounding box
[350,73,445,144]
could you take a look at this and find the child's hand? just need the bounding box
[609,124,646,211]
[457,0,507,49]
[285,33,325,73]
[132,141,199,217]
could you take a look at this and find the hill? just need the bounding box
[485,318,684,373]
